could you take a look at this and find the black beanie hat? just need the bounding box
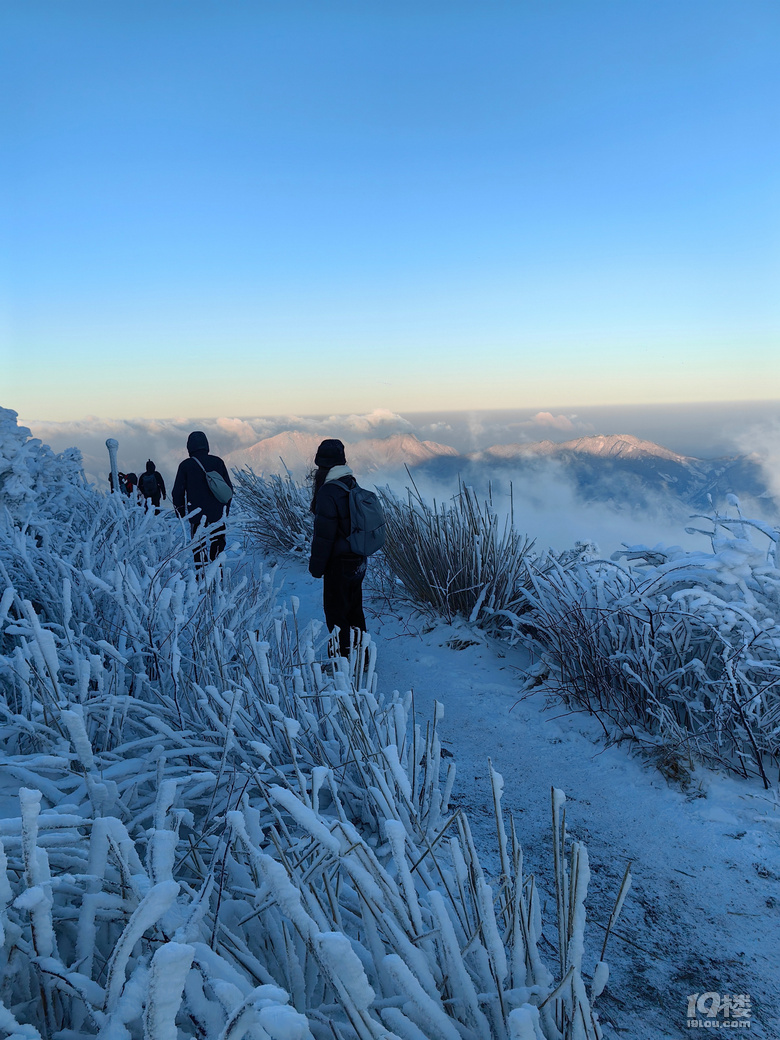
[314,438,346,469]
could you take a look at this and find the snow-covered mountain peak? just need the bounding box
[478,433,691,463]
[557,433,690,462]
[225,430,458,476]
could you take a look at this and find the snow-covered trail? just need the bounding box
[280,556,780,1039]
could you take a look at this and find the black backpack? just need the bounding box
[330,480,386,556]
[140,472,157,497]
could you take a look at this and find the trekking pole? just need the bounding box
[106,438,120,494]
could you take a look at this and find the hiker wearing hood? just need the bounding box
[308,438,367,657]
[138,460,166,510]
[172,431,233,565]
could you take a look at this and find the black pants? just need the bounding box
[323,556,367,657]
[190,520,226,570]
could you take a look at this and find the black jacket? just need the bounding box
[139,468,166,505]
[309,473,360,578]
[172,432,233,526]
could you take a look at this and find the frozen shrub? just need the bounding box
[233,466,313,556]
[0,406,86,535]
[377,479,535,632]
[519,505,780,784]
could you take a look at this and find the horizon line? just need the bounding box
[15,396,780,426]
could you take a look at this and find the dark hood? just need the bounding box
[145,460,156,473]
[187,431,209,456]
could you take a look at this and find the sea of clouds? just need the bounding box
[25,409,415,487]
[15,403,779,556]
[18,407,629,489]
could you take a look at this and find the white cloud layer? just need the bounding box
[25,411,417,487]
[735,419,780,503]
[526,411,577,432]
[380,461,705,557]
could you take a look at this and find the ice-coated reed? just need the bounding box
[377,477,535,632]
[519,509,780,785]
[232,465,313,556]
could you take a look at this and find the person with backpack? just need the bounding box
[308,438,385,658]
[172,431,233,568]
[138,460,166,511]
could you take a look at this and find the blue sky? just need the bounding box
[2,1,779,421]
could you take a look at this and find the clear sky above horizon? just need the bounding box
[2,1,779,423]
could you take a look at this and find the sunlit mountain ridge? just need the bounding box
[224,429,772,516]
[224,431,459,476]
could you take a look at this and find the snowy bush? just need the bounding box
[0,414,626,1038]
[377,480,535,632]
[232,467,313,557]
[518,504,780,785]
[0,406,86,534]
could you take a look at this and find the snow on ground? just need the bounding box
[274,554,780,1039]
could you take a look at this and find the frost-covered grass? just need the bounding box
[517,508,780,786]
[1,412,625,1038]
[376,479,535,632]
[232,467,313,557]
[0,408,87,535]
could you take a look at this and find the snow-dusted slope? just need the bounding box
[351,433,459,473]
[478,433,692,464]
[2,409,778,1038]
[224,429,322,474]
[225,431,458,477]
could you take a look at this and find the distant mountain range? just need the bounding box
[225,431,459,476]
[465,433,772,513]
[226,431,773,515]
[479,433,688,464]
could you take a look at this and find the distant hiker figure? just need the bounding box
[308,438,371,658]
[124,472,141,501]
[139,460,166,511]
[108,471,133,496]
[172,431,233,569]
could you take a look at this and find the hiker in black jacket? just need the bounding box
[308,438,367,657]
[172,431,233,567]
[138,460,166,511]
